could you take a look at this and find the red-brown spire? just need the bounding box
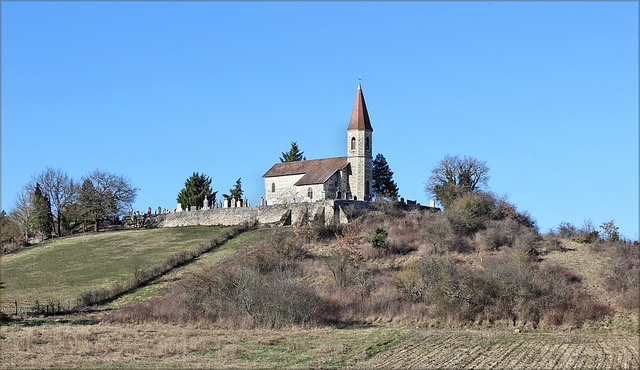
[347,82,373,131]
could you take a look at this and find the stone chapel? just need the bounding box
[263,83,373,205]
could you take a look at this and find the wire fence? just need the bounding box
[3,299,86,317]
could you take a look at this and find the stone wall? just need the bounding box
[123,199,438,229]
[124,200,347,228]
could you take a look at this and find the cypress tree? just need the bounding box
[280,142,306,162]
[177,172,217,210]
[372,154,399,198]
[78,179,101,232]
[223,178,243,201]
[31,182,54,239]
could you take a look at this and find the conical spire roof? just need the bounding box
[347,83,373,131]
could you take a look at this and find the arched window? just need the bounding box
[351,137,356,151]
[365,181,370,196]
[365,137,370,151]
[271,183,275,192]
[307,187,313,199]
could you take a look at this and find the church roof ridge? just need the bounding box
[262,156,349,186]
[347,82,373,131]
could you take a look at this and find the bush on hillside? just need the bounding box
[368,228,388,250]
[445,192,496,236]
[603,240,640,310]
[268,230,307,260]
[476,218,520,251]
[394,252,610,326]
[555,221,578,239]
[180,255,320,327]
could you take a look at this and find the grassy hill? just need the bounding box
[1,226,229,311]
[1,207,638,368]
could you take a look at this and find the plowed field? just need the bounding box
[2,324,638,369]
[360,329,639,369]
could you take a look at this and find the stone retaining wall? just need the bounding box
[122,200,436,229]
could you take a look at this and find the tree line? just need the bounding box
[2,168,138,246]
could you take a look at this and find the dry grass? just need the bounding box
[1,323,637,369]
[543,240,614,305]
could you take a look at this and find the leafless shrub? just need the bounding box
[603,241,640,310]
[513,229,541,258]
[555,221,578,239]
[115,249,322,328]
[424,213,453,255]
[268,230,307,260]
[541,235,566,253]
[449,234,475,254]
[445,192,496,236]
[325,221,363,287]
[394,253,611,326]
[476,218,520,251]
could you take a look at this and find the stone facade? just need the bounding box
[264,171,344,205]
[347,128,373,201]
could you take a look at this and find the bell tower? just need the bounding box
[346,81,373,201]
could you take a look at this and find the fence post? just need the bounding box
[15,300,18,316]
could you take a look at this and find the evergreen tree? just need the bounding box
[372,154,399,198]
[176,172,217,210]
[280,141,306,162]
[77,171,137,231]
[31,183,54,239]
[223,178,243,201]
[78,178,101,232]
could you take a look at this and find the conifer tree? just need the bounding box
[280,141,306,162]
[223,178,243,201]
[372,154,399,198]
[78,178,101,232]
[31,182,54,239]
[177,172,217,210]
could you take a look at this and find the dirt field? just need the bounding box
[1,323,637,369]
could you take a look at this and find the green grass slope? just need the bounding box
[107,227,277,307]
[1,226,228,310]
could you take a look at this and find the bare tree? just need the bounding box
[30,167,78,236]
[80,170,138,231]
[425,155,490,208]
[9,187,34,241]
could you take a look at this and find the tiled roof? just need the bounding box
[263,157,349,186]
[347,83,373,131]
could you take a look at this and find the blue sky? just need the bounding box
[2,1,638,239]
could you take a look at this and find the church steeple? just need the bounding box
[346,81,373,201]
[347,82,373,131]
